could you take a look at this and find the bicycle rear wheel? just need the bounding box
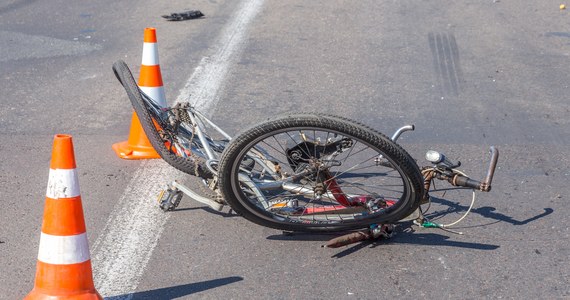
[218,114,424,232]
[112,60,211,178]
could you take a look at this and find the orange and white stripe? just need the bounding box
[26,134,101,299]
[139,27,167,108]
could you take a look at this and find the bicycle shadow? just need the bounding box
[267,231,349,243]
[267,228,500,259]
[331,231,499,258]
[427,195,553,226]
[169,206,241,218]
[104,276,243,300]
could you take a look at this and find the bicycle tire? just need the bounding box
[218,113,424,232]
[112,60,211,179]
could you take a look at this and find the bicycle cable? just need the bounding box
[417,167,477,234]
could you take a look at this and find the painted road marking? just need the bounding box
[175,0,265,112]
[91,0,265,298]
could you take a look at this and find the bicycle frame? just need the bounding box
[142,91,232,161]
[150,88,419,215]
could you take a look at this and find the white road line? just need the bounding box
[175,0,265,112]
[91,0,265,298]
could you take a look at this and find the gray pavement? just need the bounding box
[1,0,569,299]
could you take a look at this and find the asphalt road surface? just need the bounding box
[1,0,569,299]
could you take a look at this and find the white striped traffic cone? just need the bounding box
[138,27,167,107]
[25,134,102,300]
[112,27,166,159]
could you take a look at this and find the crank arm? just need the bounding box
[170,180,224,211]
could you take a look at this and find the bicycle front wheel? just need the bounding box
[218,114,424,232]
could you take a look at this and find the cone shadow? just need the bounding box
[104,276,243,300]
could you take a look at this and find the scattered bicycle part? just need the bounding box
[162,10,204,21]
[324,224,395,248]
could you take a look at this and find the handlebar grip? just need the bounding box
[452,147,499,192]
[452,175,483,190]
[482,146,499,192]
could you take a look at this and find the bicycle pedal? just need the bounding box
[158,187,183,211]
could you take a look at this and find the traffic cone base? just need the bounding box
[25,261,100,300]
[112,113,160,159]
[26,290,101,300]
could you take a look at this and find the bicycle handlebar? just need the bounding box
[451,146,499,192]
[482,146,499,191]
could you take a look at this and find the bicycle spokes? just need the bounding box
[234,127,410,223]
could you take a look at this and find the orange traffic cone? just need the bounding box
[25,134,102,300]
[112,27,167,159]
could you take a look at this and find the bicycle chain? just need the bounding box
[171,102,192,125]
[191,157,225,205]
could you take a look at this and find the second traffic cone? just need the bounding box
[112,27,166,159]
[25,134,102,300]
[112,112,159,159]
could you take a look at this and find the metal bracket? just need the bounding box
[170,180,224,211]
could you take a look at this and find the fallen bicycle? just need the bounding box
[113,60,499,248]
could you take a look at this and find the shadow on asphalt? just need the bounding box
[267,227,501,259]
[470,207,553,226]
[427,195,554,226]
[266,231,357,243]
[330,232,500,258]
[169,206,241,218]
[104,276,244,300]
